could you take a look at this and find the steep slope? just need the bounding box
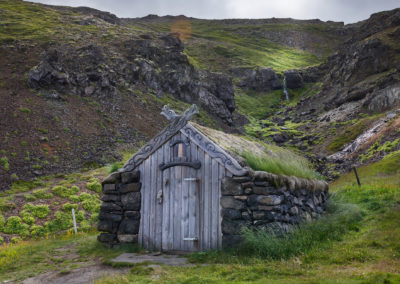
[0,0,399,190]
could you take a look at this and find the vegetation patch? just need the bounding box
[240,150,322,180]
[32,188,53,199]
[52,185,79,198]
[86,178,102,193]
[327,116,378,152]
[3,216,29,238]
[23,204,50,219]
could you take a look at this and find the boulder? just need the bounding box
[284,69,304,89]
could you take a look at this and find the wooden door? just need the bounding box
[162,165,200,252]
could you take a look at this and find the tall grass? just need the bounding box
[240,150,323,180]
[239,201,363,259]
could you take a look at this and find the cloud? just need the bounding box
[27,0,400,23]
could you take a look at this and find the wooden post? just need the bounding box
[72,208,78,234]
[353,167,361,186]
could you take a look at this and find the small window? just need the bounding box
[170,139,189,161]
[177,143,184,158]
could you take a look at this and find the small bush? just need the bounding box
[24,194,36,201]
[0,213,5,231]
[21,211,35,225]
[4,216,30,238]
[11,236,22,244]
[108,162,122,174]
[82,199,101,214]
[45,211,73,232]
[30,225,46,239]
[52,185,79,198]
[69,195,80,203]
[86,178,102,193]
[79,193,101,213]
[1,156,9,171]
[76,210,85,222]
[62,203,78,212]
[0,236,4,244]
[33,188,53,199]
[24,204,50,219]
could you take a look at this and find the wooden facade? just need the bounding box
[119,105,248,251]
[135,124,246,251]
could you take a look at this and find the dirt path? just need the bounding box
[22,264,129,284]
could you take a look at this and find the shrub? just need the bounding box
[0,236,4,244]
[82,199,101,214]
[24,204,50,219]
[32,188,53,199]
[52,185,79,198]
[239,202,363,259]
[69,195,80,203]
[0,213,5,231]
[108,162,122,174]
[1,156,9,171]
[20,211,35,225]
[86,178,102,193]
[30,225,46,239]
[24,194,36,202]
[45,211,73,232]
[62,203,78,212]
[4,216,30,238]
[76,210,85,222]
[11,237,22,244]
[79,193,101,213]
[89,212,99,224]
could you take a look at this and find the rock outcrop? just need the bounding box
[27,33,237,124]
[232,67,281,91]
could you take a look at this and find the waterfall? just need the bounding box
[283,77,289,100]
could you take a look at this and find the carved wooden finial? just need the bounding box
[161,104,199,121]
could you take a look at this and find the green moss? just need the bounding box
[235,89,282,119]
[20,211,35,225]
[45,211,73,233]
[68,195,80,203]
[62,203,78,212]
[32,188,53,199]
[23,194,36,202]
[327,116,379,153]
[4,216,30,238]
[52,185,79,198]
[86,178,102,193]
[18,107,31,114]
[0,213,5,232]
[360,138,400,163]
[30,225,46,239]
[1,156,9,171]
[23,204,50,219]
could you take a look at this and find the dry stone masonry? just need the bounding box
[98,166,329,248]
[221,170,329,247]
[97,170,142,245]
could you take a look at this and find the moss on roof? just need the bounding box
[192,123,323,180]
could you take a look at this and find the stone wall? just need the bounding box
[97,170,141,246]
[221,171,329,247]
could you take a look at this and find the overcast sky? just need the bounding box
[28,0,399,24]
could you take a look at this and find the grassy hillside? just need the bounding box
[130,17,346,73]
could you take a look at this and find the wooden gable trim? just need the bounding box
[180,123,248,176]
[120,117,188,172]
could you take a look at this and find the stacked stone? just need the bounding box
[97,170,141,246]
[221,171,329,247]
